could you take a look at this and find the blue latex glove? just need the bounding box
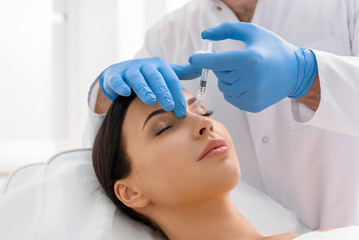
[99,57,201,118]
[188,22,318,112]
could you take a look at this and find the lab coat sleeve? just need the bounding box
[292,1,359,136]
[82,105,106,148]
[82,78,107,148]
[292,51,359,136]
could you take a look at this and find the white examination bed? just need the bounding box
[0,149,308,240]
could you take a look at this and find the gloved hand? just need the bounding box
[99,57,201,118]
[188,22,318,112]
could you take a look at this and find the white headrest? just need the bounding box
[0,149,306,240]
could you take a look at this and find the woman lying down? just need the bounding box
[92,89,359,240]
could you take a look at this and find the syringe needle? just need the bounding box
[197,100,202,113]
[196,92,204,112]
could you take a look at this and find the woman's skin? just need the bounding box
[113,91,300,240]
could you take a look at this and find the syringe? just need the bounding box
[196,40,214,112]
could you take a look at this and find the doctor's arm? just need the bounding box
[295,0,359,135]
[188,22,319,113]
[93,57,203,114]
[94,87,112,114]
[296,50,359,136]
[189,22,359,136]
[298,0,359,135]
[96,58,201,117]
[297,74,320,111]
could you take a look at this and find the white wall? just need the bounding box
[116,0,189,61]
[0,0,57,171]
[0,0,189,173]
[65,0,119,148]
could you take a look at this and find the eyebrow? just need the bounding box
[142,109,167,130]
[142,97,198,131]
[187,97,197,106]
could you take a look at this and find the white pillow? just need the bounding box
[0,149,307,240]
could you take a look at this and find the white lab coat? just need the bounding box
[84,0,359,231]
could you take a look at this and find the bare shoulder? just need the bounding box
[263,232,301,240]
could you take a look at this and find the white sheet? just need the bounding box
[295,226,359,240]
[0,149,306,240]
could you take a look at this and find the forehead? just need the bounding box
[129,91,194,118]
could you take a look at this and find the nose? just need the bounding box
[193,115,214,138]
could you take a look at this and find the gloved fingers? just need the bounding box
[99,72,117,100]
[107,73,131,97]
[124,68,156,105]
[218,79,246,98]
[223,94,254,112]
[158,64,187,118]
[188,50,249,71]
[213,70,239,84]
[201,21,255,43]
[223,93,266,113]
[141,64,175,111]
[170,63,202,80]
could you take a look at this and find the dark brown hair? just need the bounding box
[92,92,168,239]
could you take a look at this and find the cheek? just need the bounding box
[143,131,195,170]
[128,131,198,202]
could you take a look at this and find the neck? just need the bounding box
[221,0,258,22]
[151,193,262,240]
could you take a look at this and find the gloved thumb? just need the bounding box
[170,63,202,80]
[201,21,253,43]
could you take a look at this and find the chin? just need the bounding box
[206,159,241,198]
[221,164,241,192]
[221,154,241,187]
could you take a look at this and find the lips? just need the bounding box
[198,138,229,161]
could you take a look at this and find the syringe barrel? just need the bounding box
[199,69,209,87]
[196,40,213,105]
[196,91,205,101]
[206,41,214,52]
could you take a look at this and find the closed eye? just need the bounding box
[201,110,214,117]
[155,125,172,136]
[155,110,213,136]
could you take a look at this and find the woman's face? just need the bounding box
[122,91,240,206]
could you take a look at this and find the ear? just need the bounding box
[114,180,150,209]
